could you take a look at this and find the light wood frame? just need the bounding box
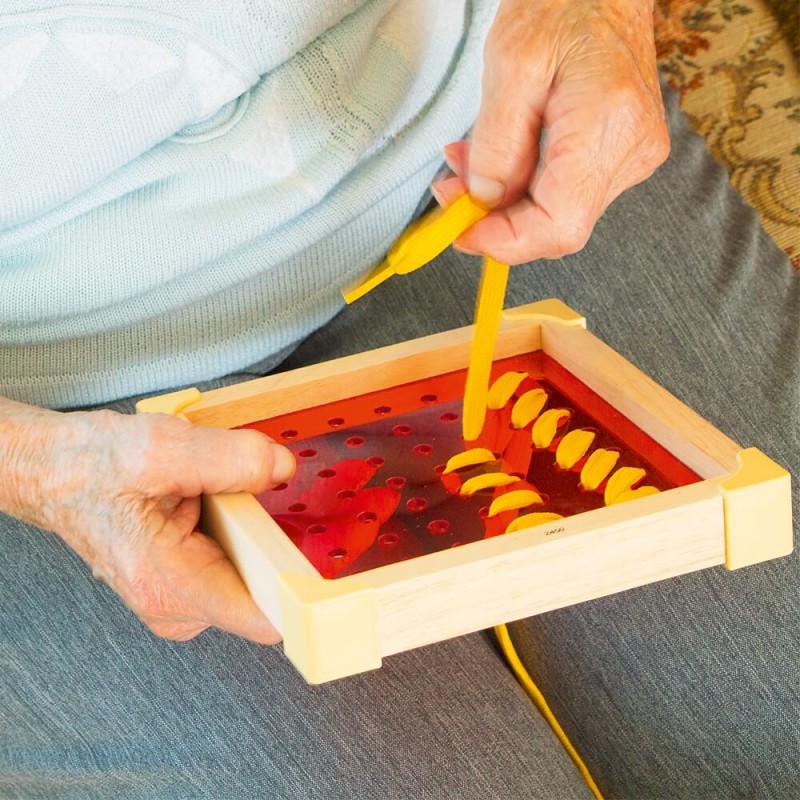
[137,300,793,683]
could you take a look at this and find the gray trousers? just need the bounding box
[2,88,798,798]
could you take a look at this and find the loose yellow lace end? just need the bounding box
[342,193,488,304]
[494,623,604,800]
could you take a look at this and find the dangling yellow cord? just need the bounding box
[494,622,604,799]
[342,195,604,798]
[462,256,510,441]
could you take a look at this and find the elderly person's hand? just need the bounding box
[0,398,294,643]
[433,0,669,264]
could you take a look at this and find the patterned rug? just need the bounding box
[655,0,800,269]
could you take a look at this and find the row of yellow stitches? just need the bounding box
[444,370,661,530]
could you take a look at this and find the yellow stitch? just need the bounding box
[608,485,660,506]
[443,447,496,474]
[531,408,570,449]
[462,257,510,441]
[580,449,620,491]
[511,388,548,429]
[487,489,543,517]
[603,466,647,506]
[555,428,596,469]
[487,371,528,410]
[505,512,564,533]
[460,472,520,496]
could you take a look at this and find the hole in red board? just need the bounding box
[281,429,298,440]
[337,490,356,500]
[434,464,446,476]
[288,503,307,513]
[273,483,288,491]
[413,443,433,457]
[478,506,489,519]
[428,519,450,535]
[298,448,317,459]
[317,468,336,478]
[420,393,438,404]
[378,532,399,548]
[307,524,326,535]
[327,417,345,428]
[392,424,413,437]
[374,405,392,416]
[328,548,347,560]
[407,497,428,513]
[346,436,365,448]
[366,455,385,468]
[386,476,406,490]
[440,412,458,423]
[358,511,378,524]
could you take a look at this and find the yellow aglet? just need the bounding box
[462,257,510,441]
[487,489,544,517]
[443,447,497,474]
[531,408,571,449]
[505,512,564,533]
[342,193,488,304]
[603,466,647,506]
[555,429,597,469]
[460,472,520,496]
[580,448,620,491]
[511,388,548,429]
[487,371,528,410]
[608,485,660,506]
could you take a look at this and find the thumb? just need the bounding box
[193,426,296,496]
[468,44,549,208]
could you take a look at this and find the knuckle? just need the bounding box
[649,127,671,167]
[553,216,592,256]
[236,430,275,487]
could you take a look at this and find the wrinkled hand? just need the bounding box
[36,409,295,643]
[433,0,669,263]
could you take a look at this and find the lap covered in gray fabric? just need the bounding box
[2,85,797,798]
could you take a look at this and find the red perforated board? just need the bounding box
[242,353,700,579]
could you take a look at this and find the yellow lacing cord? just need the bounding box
[494,622,604,799]
[343,196,604,798]
[462,255,510,441]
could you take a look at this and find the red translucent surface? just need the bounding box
[244,353,700,579]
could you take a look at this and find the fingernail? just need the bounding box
[469,175,505,208]
[272,445,296,482]
[443,143,459,172]
[430,182,445,206]
[453,239,482,256]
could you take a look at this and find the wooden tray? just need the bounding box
[137,300,792,683]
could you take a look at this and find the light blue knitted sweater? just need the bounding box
[0,1,497,408]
